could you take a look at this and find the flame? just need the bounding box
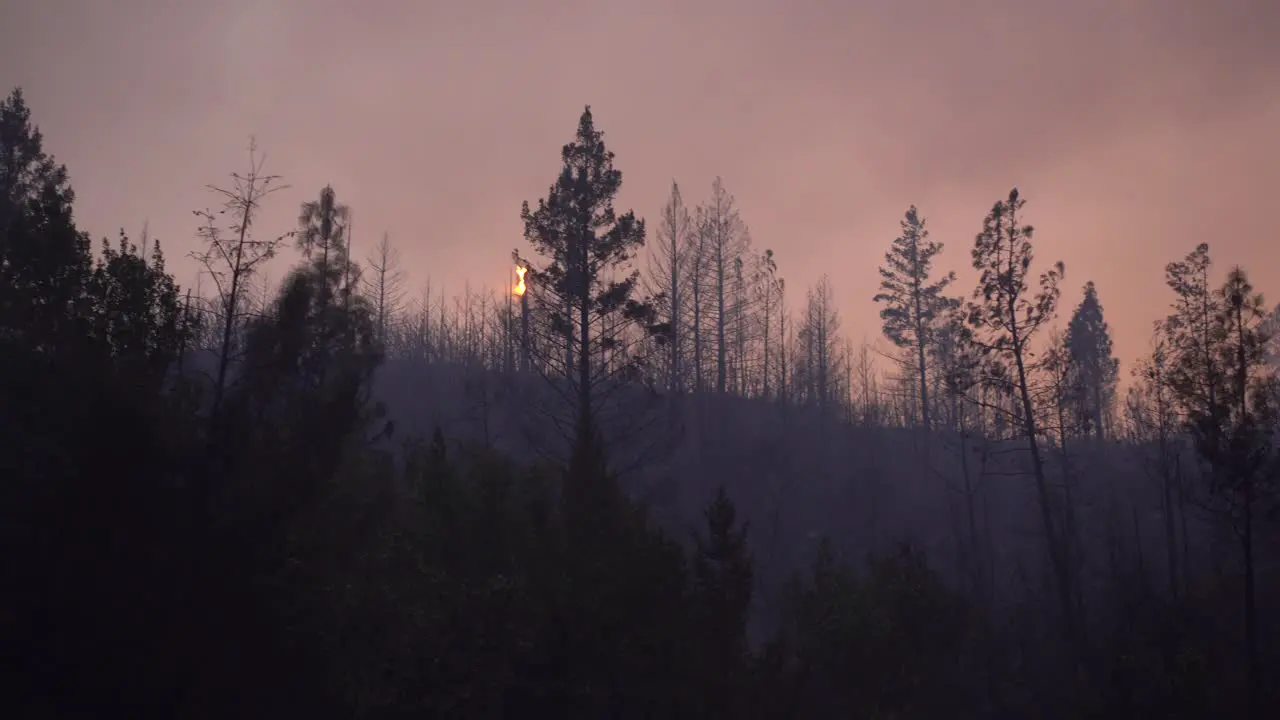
[512,265,527,296]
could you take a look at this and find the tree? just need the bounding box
[753,249,784,400]
[1163,243,1224,418]
[1124,329,1186,599]
[0,87,88,352]
[1065,281,1119,438]
[192,138,291,414]
[297,185,354,310]
[696,177,750,394]
[87,231,194,385]
[0,88,73,235]
[517,105,655,491]
[1,91,218,715]
[1166,263,1274,713]
[874,205,956,433]
[933,310,987,598]
[730,254,752,395]
[1041,328,1086,591]
[963,187,1074,642]
[646,180,692,393]
[797,275,841,411]
[690,487,753,718]
[685,192,710,393]
[1262,303,1280,373]
[363,232,406,346]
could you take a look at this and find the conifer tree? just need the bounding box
[0,87,88,351]
[1165,260,1274,712]
[1163,243,1225,417]
[0,88,73,234]
[1065,281,1119,438]
[874,205,955,432]
[964,187,1074,641]
[297,184,354,307]
[517,106,654,487]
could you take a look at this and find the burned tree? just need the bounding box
[190,138,291,414]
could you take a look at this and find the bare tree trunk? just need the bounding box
[716,239,727,394]
[1011,323,1076,646]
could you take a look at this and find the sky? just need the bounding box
[3,0,1279,377]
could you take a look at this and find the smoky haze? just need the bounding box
[9,2,1280,717]
[3,0,1279,370]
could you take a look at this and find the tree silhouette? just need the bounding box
[964,187,1075,645]
[874,205,956,433]
[297,184,354,309]
[646,180,693,393]
[517,105,656,489]
[1064,281,1120,438]
[191,138,291,414]
[363,231,406,347]
[1165,262,1274,713]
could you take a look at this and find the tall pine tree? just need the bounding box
[874,205,955,432]
[297,184,354,308]
[517,106,654,494]
[1165,259,1274,713]
[964,187,1075,644]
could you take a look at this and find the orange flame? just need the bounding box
[513,265,527,296]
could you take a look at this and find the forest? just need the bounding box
[2,87,1278,718]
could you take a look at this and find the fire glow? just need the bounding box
[513,265,527,296]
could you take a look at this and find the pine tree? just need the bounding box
[1166,263,1273,713]
[1065,281,1119,438]
[1163,243,1224,416]
[964,187,1075,642]
[517,106,654,487]
[297,184,353,307]
[0,87,73,234]
[874,205,956,433]
[0,87,88,351]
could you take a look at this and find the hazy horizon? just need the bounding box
[4,0,1279,374]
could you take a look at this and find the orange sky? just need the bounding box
[3,0,1278,375]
